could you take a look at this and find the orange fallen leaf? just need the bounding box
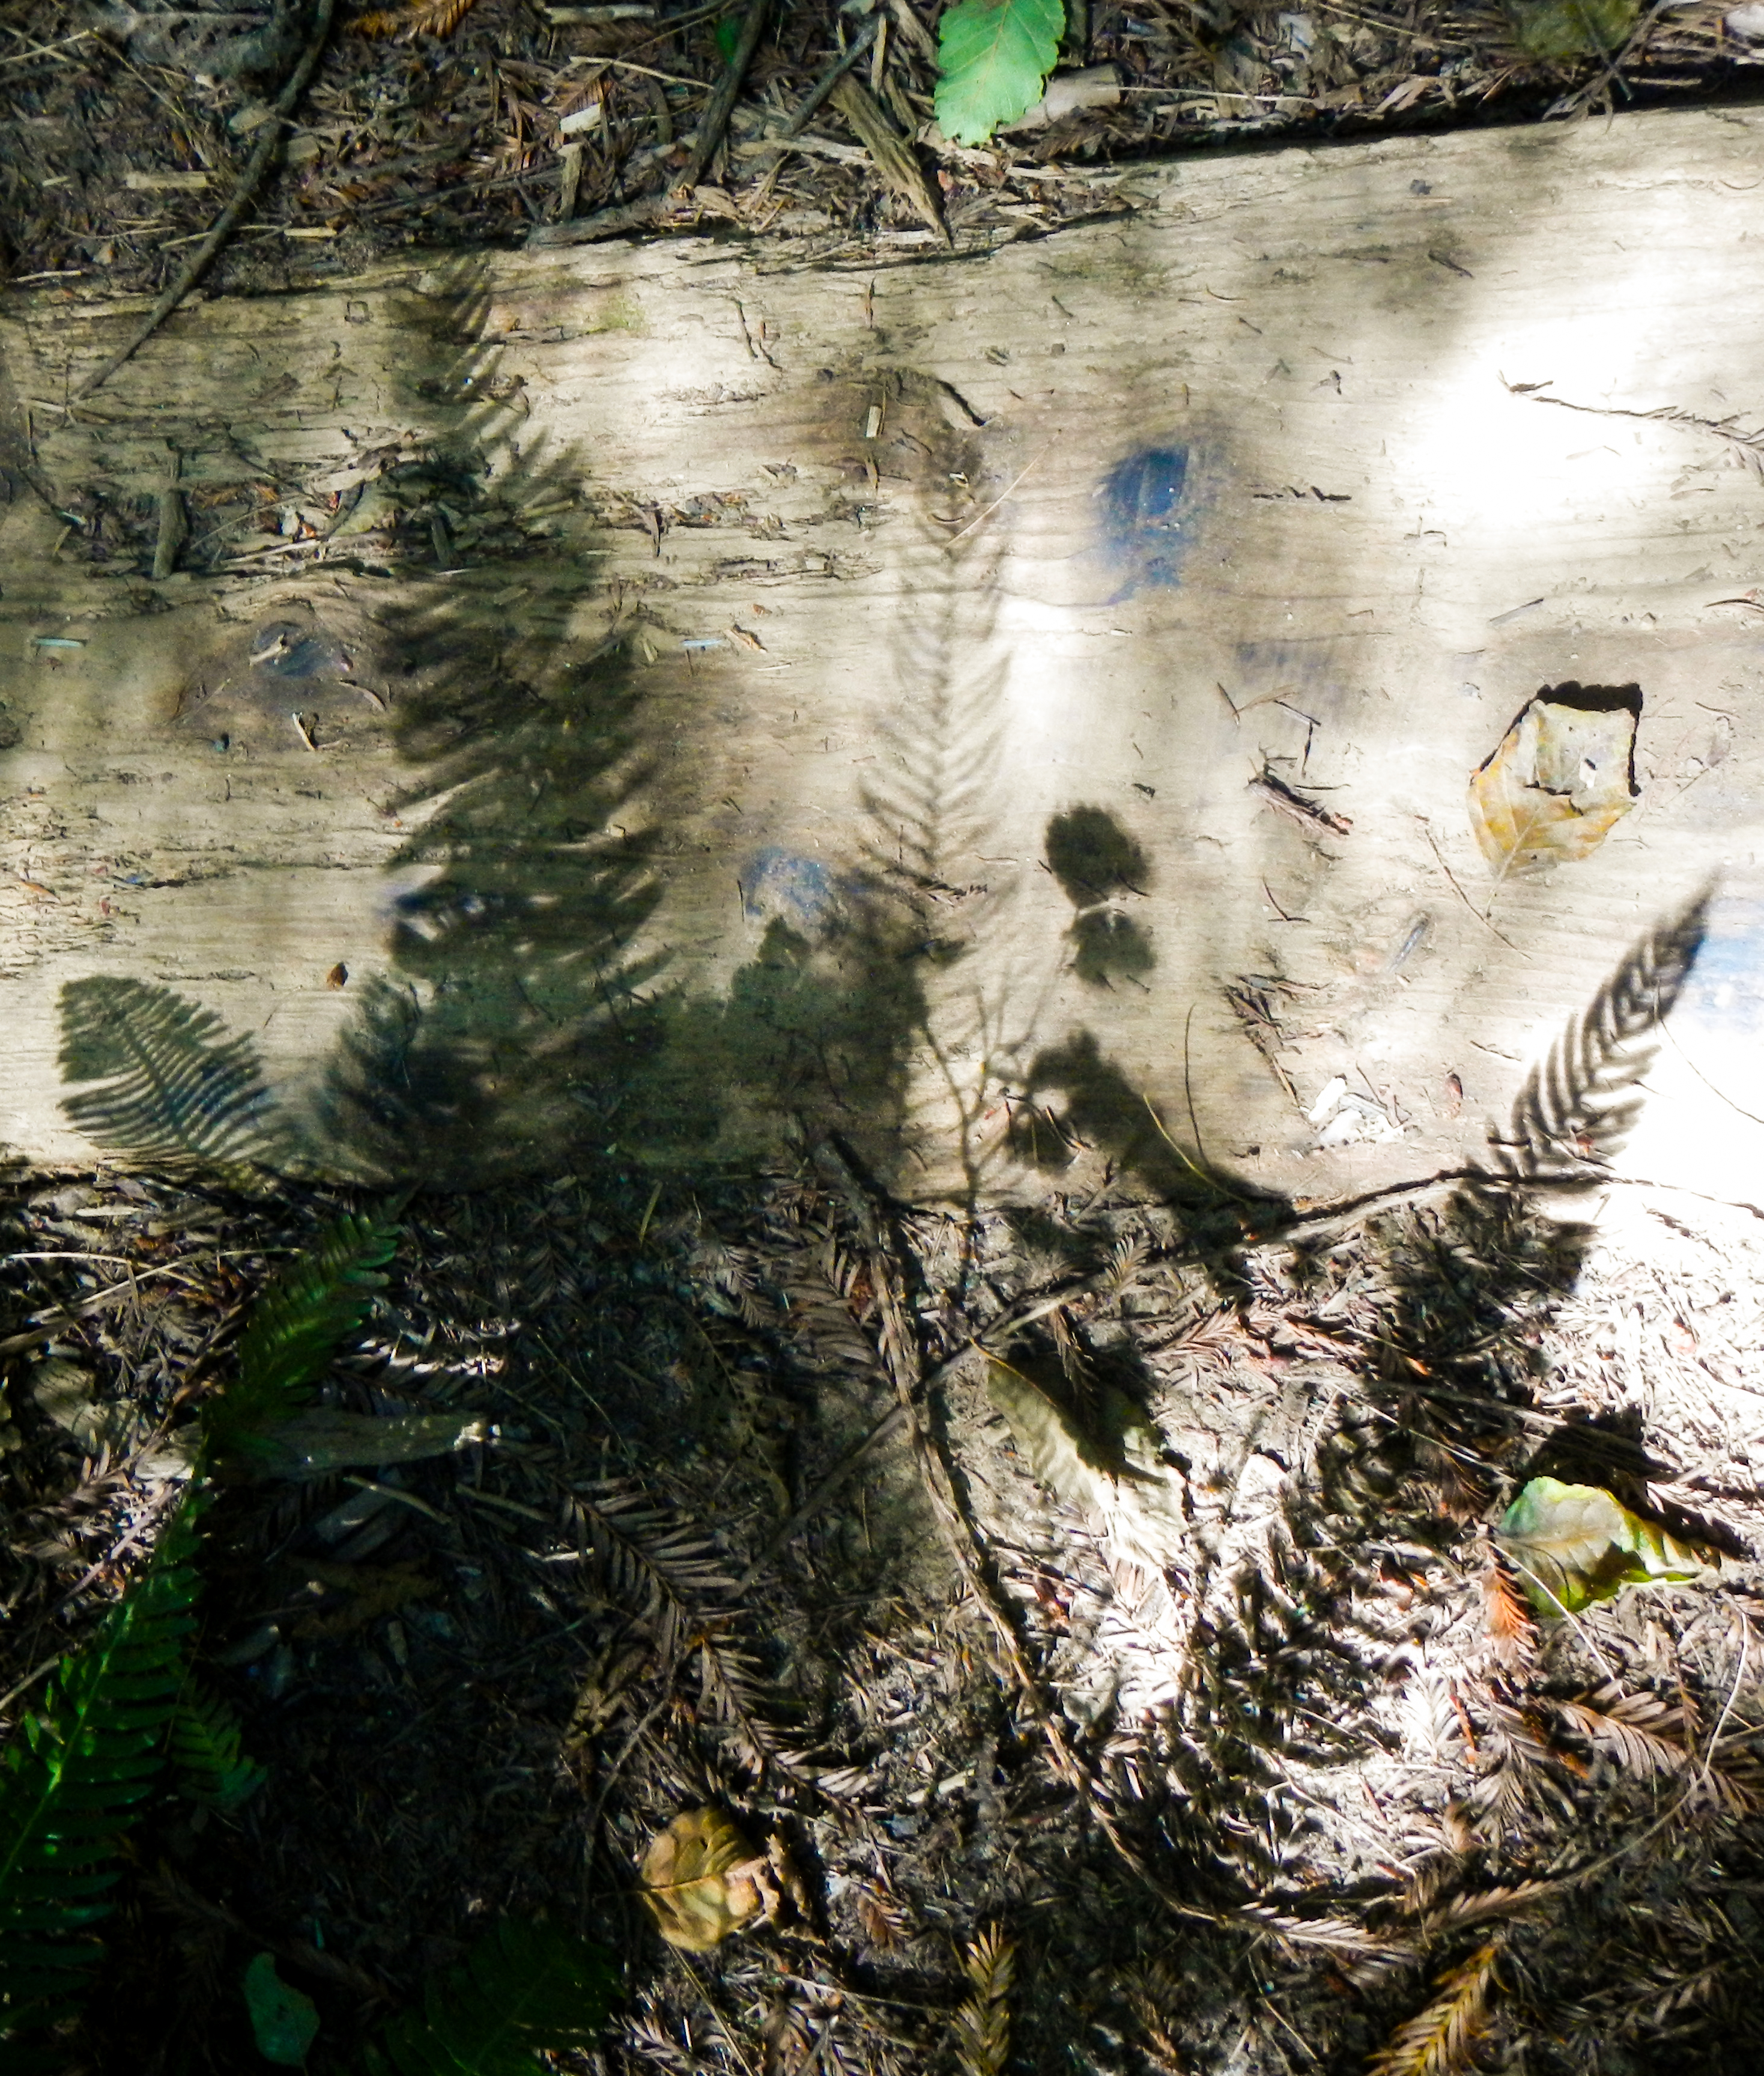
[638,1807,771,1952]
[1468,687,1638,879]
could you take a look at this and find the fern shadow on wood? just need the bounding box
[295,262,673,1185]
[58,975,285,1174]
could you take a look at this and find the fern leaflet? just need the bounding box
[1,1212,408,2057]
[168,1680,265,1813]
[205,1212,399,1467]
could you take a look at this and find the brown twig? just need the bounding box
[676,0,771,192]
[77,0,336,398]
[761,13,879,142]
[1248,766,1351,836]
[1418,816,1520,950]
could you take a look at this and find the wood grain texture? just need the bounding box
[3,105,1764,1203]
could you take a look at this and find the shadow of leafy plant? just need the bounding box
[269,258,671,1184]
[1045,804,1156,992]
[58,976,283,1175]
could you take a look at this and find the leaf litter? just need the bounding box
[4,1067,1764,2073]
[1,15,1764,2057]
[0,0,1751,298]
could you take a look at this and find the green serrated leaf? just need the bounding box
[934,0,1064,146]
[366,1917,616,2075]
[244,1952,320,2066]
[1495,1477,1713,1616]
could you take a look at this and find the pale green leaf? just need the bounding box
[1495,1477,1712,1616]
[1506,0,1637,61]
[245,1409,487,1480]
[985,1356,1184,1571]
[244,1952,320,2067]
[935,0,1065,146]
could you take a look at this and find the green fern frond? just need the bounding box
[58,977,280,1173]
[1,1213,404,2056]
[0,1496,204,2044]
[205,1213,399,1469]
[168,1680,264,1813]
[362,1917,617,2075]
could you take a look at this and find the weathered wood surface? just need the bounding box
[3,103,1764,1203]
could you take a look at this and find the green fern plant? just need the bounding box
[935,0,1064,144]
[0,1498,204,2051]
[168,1680,265,1814]
[0,1211,402,2059]
[204,1212,399,1470]
[360,1917,617,2075]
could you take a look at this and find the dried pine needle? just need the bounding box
[1368,1940,1502,2076]
[354,0,482,37]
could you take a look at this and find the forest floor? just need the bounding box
[7,5,1764,2076]
[4,1117,1764,2076]
[0,0,1760,291]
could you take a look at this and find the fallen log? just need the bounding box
[1,104,1760,1207]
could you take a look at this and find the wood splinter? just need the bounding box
[151,448,186,582]
[1249,767,1353,836]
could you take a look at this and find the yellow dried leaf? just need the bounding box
[985,1356,1185,1571]
[638,1807,765,1951]
[1468,690,1638,878]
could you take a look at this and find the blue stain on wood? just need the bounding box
[1675,895,1764,1037]
[741,848,839,929]
[1100,445,1196,595]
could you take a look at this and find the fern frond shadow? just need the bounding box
[58,976,282,1174]
[1488,884,1711,1188]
